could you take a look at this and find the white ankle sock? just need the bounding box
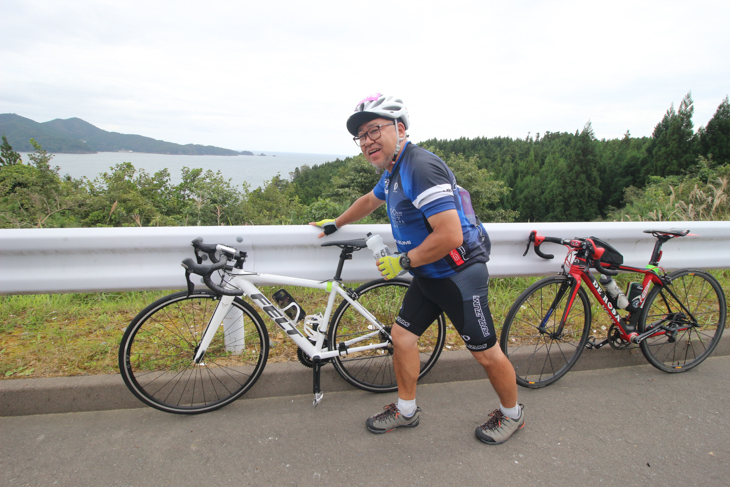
[397,398,417,417]
[500,404,521,420]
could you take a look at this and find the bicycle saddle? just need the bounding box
[643,229,690,237]
[321,238,368,249]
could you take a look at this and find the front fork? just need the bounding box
[538,276,580,339]
[193,295,236,363]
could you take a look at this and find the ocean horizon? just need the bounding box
[18,150,354,189]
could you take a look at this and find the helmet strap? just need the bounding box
[392,119,403,162]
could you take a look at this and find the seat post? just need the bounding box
[649,235,671,266]
[333,246,355,281]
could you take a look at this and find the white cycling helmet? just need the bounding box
[346,93,410,136]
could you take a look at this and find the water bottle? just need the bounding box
[599,275,629,309]
[366,233,392,261]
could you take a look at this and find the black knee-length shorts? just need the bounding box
[396,262,498,351]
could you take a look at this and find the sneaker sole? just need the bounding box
[366,417,420,434]
[475,421,525,445]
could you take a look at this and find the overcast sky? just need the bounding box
[2,0,728,156]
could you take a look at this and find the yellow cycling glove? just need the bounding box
[313,219,338,235]
[377,254,407,280]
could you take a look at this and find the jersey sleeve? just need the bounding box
[402,155,456,218]
[372,171,387,200]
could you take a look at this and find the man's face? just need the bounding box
[357,118,402,170]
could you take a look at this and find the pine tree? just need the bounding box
[513,149,545,221]
[644,92,698,178]
[699,96,730,165]
[0,134,21,166]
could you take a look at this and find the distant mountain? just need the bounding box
[0,114,242,155]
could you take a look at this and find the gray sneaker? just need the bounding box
[366,403,421,434]
[475,405,525,445]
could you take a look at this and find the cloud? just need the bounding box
[1,0,728,154]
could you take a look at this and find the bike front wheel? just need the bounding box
[500,275,592,388]
[119,290,269,414]
[639,269,726,373]
[328,278,446,393]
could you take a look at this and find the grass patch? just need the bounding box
[2,271,728,379]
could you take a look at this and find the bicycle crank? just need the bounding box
[297,339,330,368]
[608,324,632,350]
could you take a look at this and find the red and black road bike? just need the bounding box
[501,229,726,388]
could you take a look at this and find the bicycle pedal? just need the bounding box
[586,336,608,350]
[313,392,324,408]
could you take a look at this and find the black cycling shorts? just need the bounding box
[396,262,498,351]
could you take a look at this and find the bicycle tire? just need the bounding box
[500,275,591,388]
[328,278,446,393]
[639,269,726,373]
[119,290,269,414]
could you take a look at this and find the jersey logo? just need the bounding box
[449,248,465,266]
[389,207,405,226]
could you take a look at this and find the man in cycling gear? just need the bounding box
[313,93,524,444]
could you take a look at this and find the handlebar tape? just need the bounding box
[191,237,221,264]
[181,258,243,296]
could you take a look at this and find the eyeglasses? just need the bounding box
[353,122,395,147]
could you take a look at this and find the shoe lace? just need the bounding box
[481,408,505,430]
[374,403,399,421]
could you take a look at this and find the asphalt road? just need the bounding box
[2,356,729,487]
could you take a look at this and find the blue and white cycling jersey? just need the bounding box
[373,142,490,279]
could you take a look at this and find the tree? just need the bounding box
[512,149,544,221]
[0,140,83,228]
[699,96,730,165]
[597,131,649,211]
[644,92,698,179]
[239,175,305,225]
[541,123,601,221]
[0,135,21,166]
[28,138,57,172]
[444,152,518,223]
[84,162,163,227]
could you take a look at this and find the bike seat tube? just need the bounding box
[334,247,355,281]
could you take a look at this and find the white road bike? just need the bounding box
[119,236,446,414]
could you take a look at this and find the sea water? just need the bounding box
[21,151,353,189]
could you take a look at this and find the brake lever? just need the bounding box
[523,231,536,257]
[184,270,195,296]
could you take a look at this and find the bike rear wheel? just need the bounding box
[119,290,269,414]
[328,278,446,393]
[500,275,591,388]
[639,269,726,373]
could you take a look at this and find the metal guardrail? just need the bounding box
[1,221,729,295]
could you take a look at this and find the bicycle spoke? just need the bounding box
[501,276,590,388]
[120,291,268,414]
[329,279,445,392]
[640,270,725,373]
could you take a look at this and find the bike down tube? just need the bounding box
[583,270,623,328]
